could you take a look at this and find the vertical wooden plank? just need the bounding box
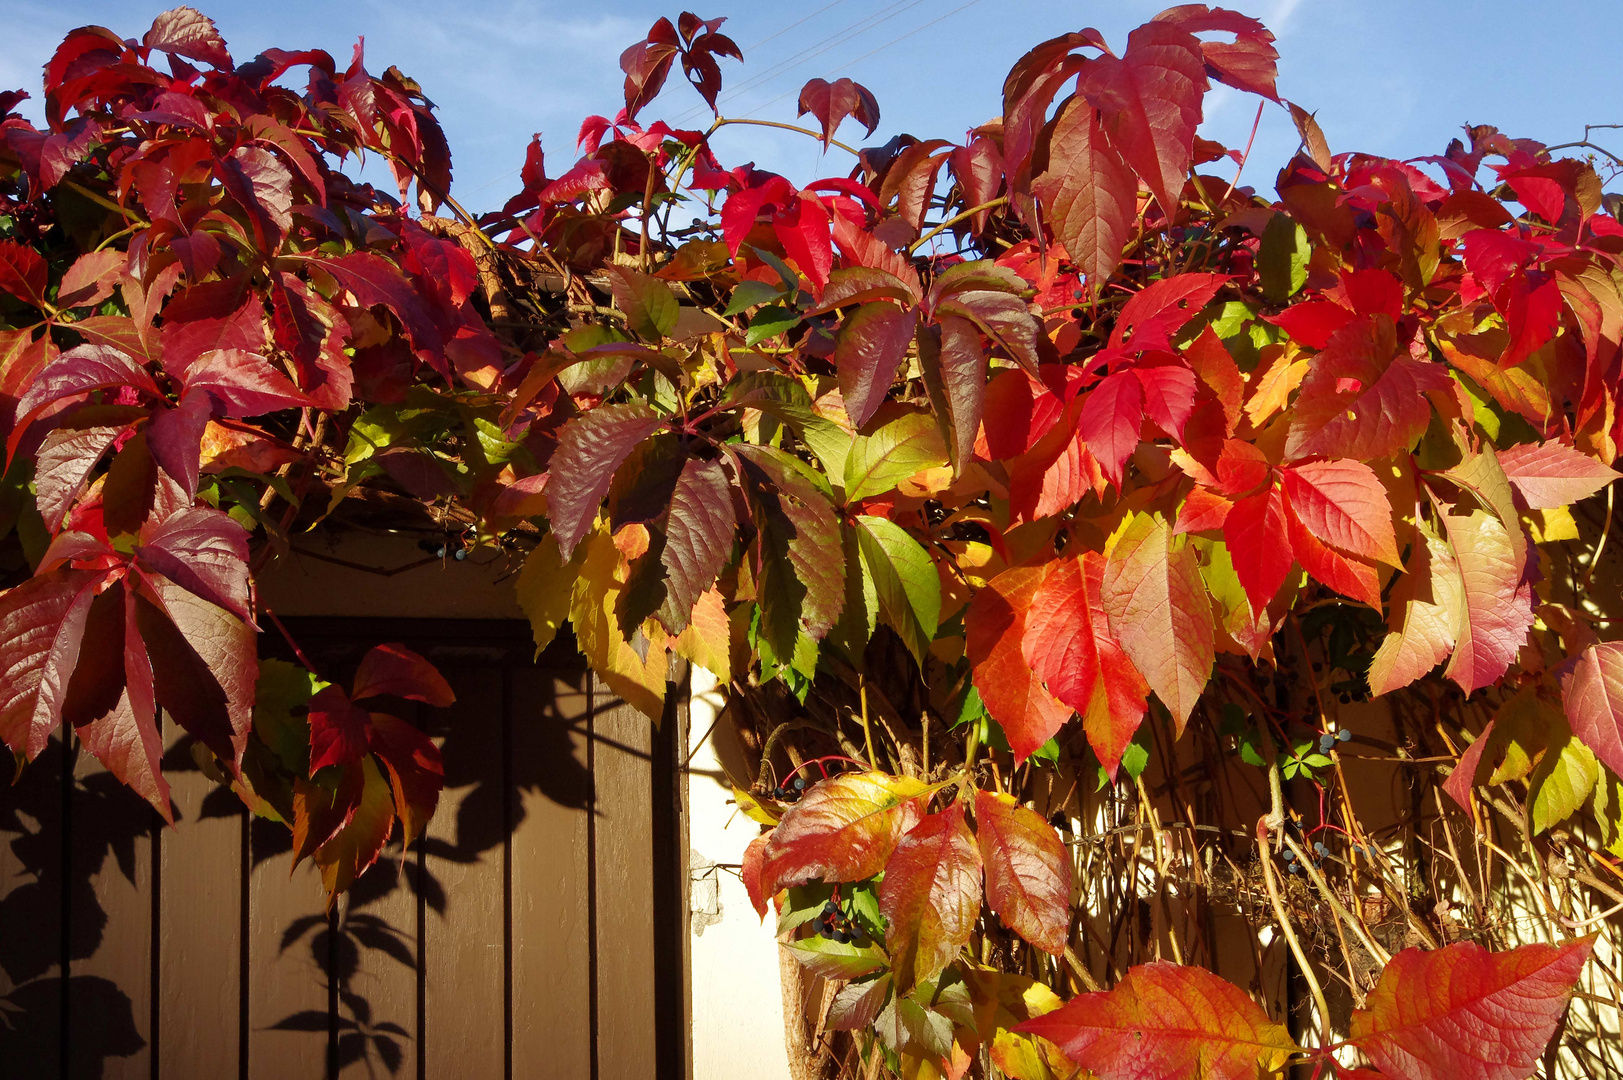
[248,816,332,1080]
[68,741,154,1078]
[158,719,243,1079]
[0,737,66,1074]
[335,839,420,1078]
[510,665,592,1079]
[423,664,506,1080]
[592,682,657,1080]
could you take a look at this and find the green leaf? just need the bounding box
[744,305,802,346]
[783,936,889,979]
[723,278,783,316]
[844,407,948,501]
[1530,728,1599,834]
[720,371,852,477]
[1258,213,1309,301]
[606,266,679,341]
[855,515,941,664]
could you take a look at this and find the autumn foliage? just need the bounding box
[2,4,1622,1077]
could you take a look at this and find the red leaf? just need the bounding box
[1350,939,1594,1080]
[1134,359,1197,440]
[965,566,1073,763]
[1078,369,1143,485]
[72,584,170,820]
[741,835,770,918]
[797,77,880,149]
[934,289,1044,374]
[1214,439,1270,496]
[10,345,159,459]
[1440,510,1535,694]
[1285,315,1453,461]
[351,642,455,706]
[1033,98,1136,295]
[879,804,982,992]
[1280,458,1400,566]
[136,576,255,772]
[1174,487,1232,533]
[1100,514,1214,728]
[546,402,663,561]
[835,302,919,429]
[1368,525,1460,697]
[919,315,987,474]
[1284,504,1381,607]
[312,755,396,898]
[1222,483,1291,617]
[1022,552,1149,777]
[620,18,680,121]
[950,136,1004,233]
[1079,22,1209,219]
[134,505,252,621]
[0,240,48,309]
[1110,274,1227,354]
[368,711,443,846]
[974,790,1072,956]
[34,423,131,533]
[658,459,736,635]
[1494,440,1621,509]
[0,568,105,760]
[308,685,371,773]
[1183,326,1244,433]
[1019,960,1298,1080]
[1263,299,1353,349]
[145,7,232,69]
[1563,642,1623,779]
[318,252,444,364]
[1443,715,1497,811]
[757,771,926,898]
[56,250,124,310]
[1153,5,1280,101]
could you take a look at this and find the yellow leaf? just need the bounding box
[732,785,780,825]
[672,587,732,682]
[571,526,669,720]
[516,533,580,657]
[1527,506,1578,543]
[1244,344,1308,428]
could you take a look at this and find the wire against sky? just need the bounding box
[740,0,853,53]
[671,0,931,126]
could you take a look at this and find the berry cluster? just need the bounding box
[816,898,868,945]
[772,775,807,802]
[1316,728,1354,754]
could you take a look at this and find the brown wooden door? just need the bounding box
[0,618,687,1080]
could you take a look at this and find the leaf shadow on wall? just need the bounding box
[0,741,148,1077]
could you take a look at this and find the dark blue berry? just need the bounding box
[1283,849,1296,862]
[1337,728,1352,743]
[793,776,806,791]
[1287,862,1301,874]
[1319,734,1335,753]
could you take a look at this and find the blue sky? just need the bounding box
[5,1,1622,214]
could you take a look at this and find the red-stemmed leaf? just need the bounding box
[1349,939,1594,1080]
[880,804,982,992]
[1019,960,1299,1080]
[974,790,1071,956]
[1280,458,1400,566]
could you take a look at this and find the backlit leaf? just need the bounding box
[1034,97,1135,295]
[758,771,928,898]
[547,402,663,561]
[1100,513,1214,729]
[974,790,1071,956]
[845,408,949,501]
[1563,642,1623,779]
[1223,482,1291,618]
[880,804,982,992]
[312,755,395,901]
[1280,458,1400,566]
[784,936,889,980]
[1369,522,1461,696]
[855,515,941,665]
[1349,939,1594,1080]
[1440,511,1534,694]
[835,302,918,430]
[1019,960,1298,1080]
[1494,440,1620,509]
[966,567,1072,765]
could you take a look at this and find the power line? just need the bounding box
[741,0,988,118]
[740,0,853,53]
[671,0,930,126]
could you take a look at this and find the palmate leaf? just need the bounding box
[1494,440,1621,509]
[835,302,918,430]
[916,315,986,475]
[1019,961,1298,1080]
[1279,459,1401,567]
[1440,510,1535,694]
[757,771,928,899]
[844,408,948,501]
[657,458,735,635]
[880,804,982,993]
[1349,939,1594,1080]
[854,514,940,665]
[974,790,1071,956]
[1222,482,1291,619]
[1369,521,1461,696]
[0,567,112,760]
